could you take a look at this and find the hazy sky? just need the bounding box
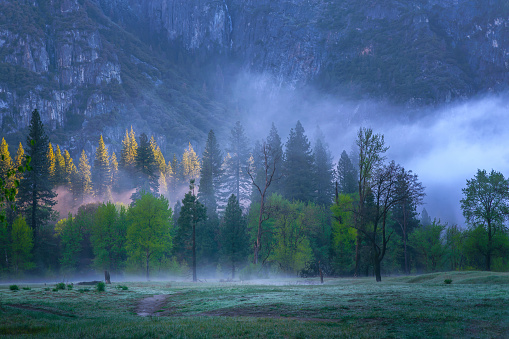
[234,72,509,225]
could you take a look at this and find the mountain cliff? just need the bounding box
[1,0,508,150]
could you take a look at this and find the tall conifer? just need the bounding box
[93,135,111,198]
[313,132,335,205]
[132,133,159,200]
[64,150,77,187]
[220,194,249,279]
[54,145,65,186]
[46,143,56,183]
[74,150,92,205]
[0,138,13,191]
[14,143,25,183]
[223,121,251,207]
[198,130,223,215]
[283,121,314,202]
[337,150,357,195]
[17,109,57,244]
[110,152,119,192]
[182,143,200,182]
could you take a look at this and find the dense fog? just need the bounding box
[233,72,509,225]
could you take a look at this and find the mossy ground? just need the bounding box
[1,272,508,338]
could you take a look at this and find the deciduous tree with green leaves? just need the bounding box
[409,220,446,272]
[461,169,509,271]
[91,202,127,273]
[126,192,172,280]
[10,216,34,275]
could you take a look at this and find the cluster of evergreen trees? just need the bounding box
[1,110,508,281]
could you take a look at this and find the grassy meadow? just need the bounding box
[1,271,508,338]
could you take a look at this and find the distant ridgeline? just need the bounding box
[0,0,508,149]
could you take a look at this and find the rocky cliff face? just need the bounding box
[1,0,508,147]
[0,0,122,133]
[99,0,508,102]
[0,0,226,154]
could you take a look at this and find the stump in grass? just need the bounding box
[319,261,324,284]
[105,271,111,284]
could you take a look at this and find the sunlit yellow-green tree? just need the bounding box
[182,143,200,182]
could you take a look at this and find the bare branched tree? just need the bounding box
[248,141,281,265]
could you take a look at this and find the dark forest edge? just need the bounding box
[1,109,508,282]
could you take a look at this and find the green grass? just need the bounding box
[0,272,508,338]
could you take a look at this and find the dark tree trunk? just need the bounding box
[403,229,408,274]
[105,271,111,284]
[354,233,360,277]
[192,221,197,282]
[319,261,324,284]
[146,252,149,281]
[231,259,235,280]
[487,221,492,271]
[374,256,382,282]
[254,198,265,265]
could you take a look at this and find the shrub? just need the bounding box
[56,282,66,290]
[44,287,50,291]
[22,287,31,290]
[444,279,453,284]
[67,284,73,290]
[52,288,58,292]
[9,285,19,291]
[78,288,90,293]
[116,285,128,291]
[96,282,106,292]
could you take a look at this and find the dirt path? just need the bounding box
[136,294,169,317]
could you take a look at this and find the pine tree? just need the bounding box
[222,121,251,207]
[283,121,314,202]
[17,109,57,246]
[0,137,14,194]
[336,150,357,195]
[168,154,180,204]
[220,194,249,279]
[93,135,111,198]
[46,143,56,183]
[54,145,65,186]
[132,133,159,200]
[0,138,15,224]
[182,143,201,182]
[313,133,335,205]
[198,130,223,215]
[176,180,206,282]
[74,150,92,206]
[150,136,166,173]
[120,127,138,169]
[14,143,25,183]
[64,150,77,187]
[119,127,138,191]
[110,152,119,192]
[266,123,283,195]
